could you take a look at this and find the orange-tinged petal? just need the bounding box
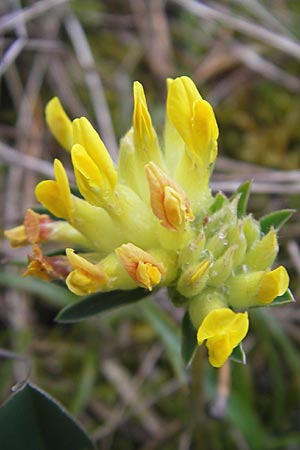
[115,243,165,290]
[24,245,70,281]
[24,209,52,243]
[145,161,194,230]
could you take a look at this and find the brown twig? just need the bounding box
[64,11,118,160]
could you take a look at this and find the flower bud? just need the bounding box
[244,228,278,270]
[227,266,288,308]
[242,215,261,248]
[208,246,235,287]
[226,222,247,267]
[178,230,206,266]
[145,162,194,231]
[177,258,211,297]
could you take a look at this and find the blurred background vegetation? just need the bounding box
[1,1,300,449]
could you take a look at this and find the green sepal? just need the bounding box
[0,383,95,450]
[230,343,246,365]
[260,209,295,234]
[269,289,295,307]
[231,180,252,218]
[55,288,152,323]
[181,311,198,367]
[210,192,227,213]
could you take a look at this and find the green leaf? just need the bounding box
[230,343,246,364]
[260,209,295,234]
[0,383,95,450]
[228,390,268,450]
[269,288,295,306]
[0,271,77,307]
[56,288,151,323]
[181,311,197,367]
[232,180,252,218]
[141,299,186,383]
[210,192,227,213]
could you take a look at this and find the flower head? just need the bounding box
[5,76,291,368]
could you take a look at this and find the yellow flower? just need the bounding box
[258,266,289,304]
[227,266,289,308]
[5,76,291,368]
[197,308,249,367]
[167,76,218,168]
[66,249,109,296]
[115,243,165,291]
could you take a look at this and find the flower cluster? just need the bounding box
[5,77,290,367]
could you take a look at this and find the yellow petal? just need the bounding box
[45,97,73,150]
[177,258,211,297]
[133,81,154,151]
[167,76,201,150]
[193,99,219,164]
[197,308,249,367]
[4,225,27,247]
[66,248,109,295]
[258,266,289,304]
[35,159,72,221]
[206,334,233,368]
[167,76,218,168]
[72,117,117,191]
[190,259,211,283]
[71,144,105,207]
[136,262,162,291]
[133,81,158,156]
